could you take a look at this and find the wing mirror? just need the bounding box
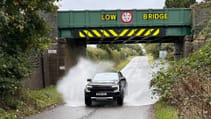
[87,78,92,82]
[121,77,126,80]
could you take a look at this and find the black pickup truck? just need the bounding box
[84,72,127,106]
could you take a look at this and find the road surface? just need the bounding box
[26,56,158,119]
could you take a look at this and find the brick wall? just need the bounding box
[24,12,61,89]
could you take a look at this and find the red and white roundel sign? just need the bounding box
[120,11,133,23]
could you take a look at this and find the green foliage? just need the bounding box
[87,47,109,61]
[147,54,154,64]
[165,0,196,8]
[191,2,211,37]
[0,86,61,119]
[0,0,58,110]
[0,51,32,80]
[89,44,143,64]
[200,19,211,37]
[25,86,62,109]
[151,39,211,118]
[0,49,32,109]
[113,57,131,71]
[143,44,160,59]
[0,0,57,54]
[0,108,16,119]
[111,50,121,63]
[20,86,61,117]
[143,43,174,60]
[155,101,178,119]
[191,1,211,8]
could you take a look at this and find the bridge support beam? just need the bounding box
[174,38,184,61]
[184,36,193,57]
[62,39,86,73]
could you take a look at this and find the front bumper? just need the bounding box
[85,91,120,100]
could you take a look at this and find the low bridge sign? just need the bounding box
[58,8,192,44]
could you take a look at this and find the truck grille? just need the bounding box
[90,85,117,92]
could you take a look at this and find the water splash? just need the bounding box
[122,56,159,106]
[56,57,113,106]
[57,56,160,107]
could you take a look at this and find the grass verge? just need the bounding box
[147,54,154,64]
[0,108,17,119]
[147,54,178,119]
[113,57,132,71]
[0,86,62,119]
[25,86,62,109]
[154,101,178,119]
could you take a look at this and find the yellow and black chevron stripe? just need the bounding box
[78,28,161,38]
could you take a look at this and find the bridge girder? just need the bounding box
[58,9,192,44]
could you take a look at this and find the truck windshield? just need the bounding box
[92,73,118,82]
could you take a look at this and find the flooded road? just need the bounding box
[123,56,158,106]
[26,56,158,119]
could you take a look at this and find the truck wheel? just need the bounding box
[117,96,123,106]
[85,96,92,106]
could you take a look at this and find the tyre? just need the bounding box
[85,95,92,106]
[117,96,123,106]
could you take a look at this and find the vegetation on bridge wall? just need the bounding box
[165,0,196,8]
[191,2,211,37]
[151,39,211,118]
[152,2,211,117]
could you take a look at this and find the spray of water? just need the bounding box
[121,57,159,106]
[57,57,113,106]
[57,56,159,107]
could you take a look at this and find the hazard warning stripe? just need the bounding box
[78,28,161,38]
[127,29,137,37]
[136,29,145,36]
[84,30,94,37]
[108,29,118,37]
[79,32,85,38]
[100,30,110,37]
[152,29,160,36]
[144,28,154,36]
[92,30,101,37]
[119,29,129,37]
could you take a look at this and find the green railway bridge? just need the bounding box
[26,7,211,89]
[26,8,196,89]
[58,8,192,44]
[56,8,193,66]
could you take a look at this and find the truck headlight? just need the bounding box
[85,85,92,92]
[112,85,119,92]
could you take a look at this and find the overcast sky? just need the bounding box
[58,0,204,10]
